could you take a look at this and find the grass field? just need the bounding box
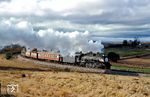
[111,65,150,74]
[0,54,150,97]
[0,54,53,71]
[105,48,150,57]
[110,54,150,73]
[1,70,150,97]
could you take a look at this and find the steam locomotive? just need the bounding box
[21,48,111,69]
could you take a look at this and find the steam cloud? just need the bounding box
[0,19,103,56]
[37,29,103,56]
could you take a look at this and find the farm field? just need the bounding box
[105,48,150,57]
[105,48,150,73]
[111,65,150,74]
[0,54,150,97]
[0,70,150,97]
[118,58,150,68]
[111,55,150,73]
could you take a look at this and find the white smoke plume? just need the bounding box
[0,19,104,56]
[37,29,103,56]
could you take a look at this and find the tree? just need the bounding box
[123,40,128,46]
[107,52,120,62]
[131,37,140,47]
[5,52,12,60]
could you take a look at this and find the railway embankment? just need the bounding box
[18,55,150,77]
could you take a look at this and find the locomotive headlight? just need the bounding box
[104,57,108,62]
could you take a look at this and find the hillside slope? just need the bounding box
[0,71,150,97]
[0,54,150,97]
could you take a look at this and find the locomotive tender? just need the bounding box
[21,48,111,69]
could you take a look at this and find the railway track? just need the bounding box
[18,55,150,77]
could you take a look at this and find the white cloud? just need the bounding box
[0,18,103,56]
[0,0,150,51]
[16,21,30,29]
[0,0,150,24]
[38,0,79,12]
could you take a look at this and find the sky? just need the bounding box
[0,0,150,55]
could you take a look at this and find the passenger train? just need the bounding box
[21,48,111,69]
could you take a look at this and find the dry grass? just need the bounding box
[0,54,52,71]
[0,71,150,97]
[0,54,150,97]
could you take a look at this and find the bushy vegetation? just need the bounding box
[122,38,140,47]
[107,52,120,62]
[104,38,150,57]
[5,52,12,60]
[0,44,24,54]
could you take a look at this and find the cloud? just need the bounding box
[62,0,150,25]
[0,0,150,52]
[37,29,103,56]
[1,0,150,25]
[0,0,11,3]
[0,18,103,56]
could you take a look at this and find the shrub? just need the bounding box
[5,52,12,60]
[107,52,120,62]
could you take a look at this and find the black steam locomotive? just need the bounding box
[63,52,111,69]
